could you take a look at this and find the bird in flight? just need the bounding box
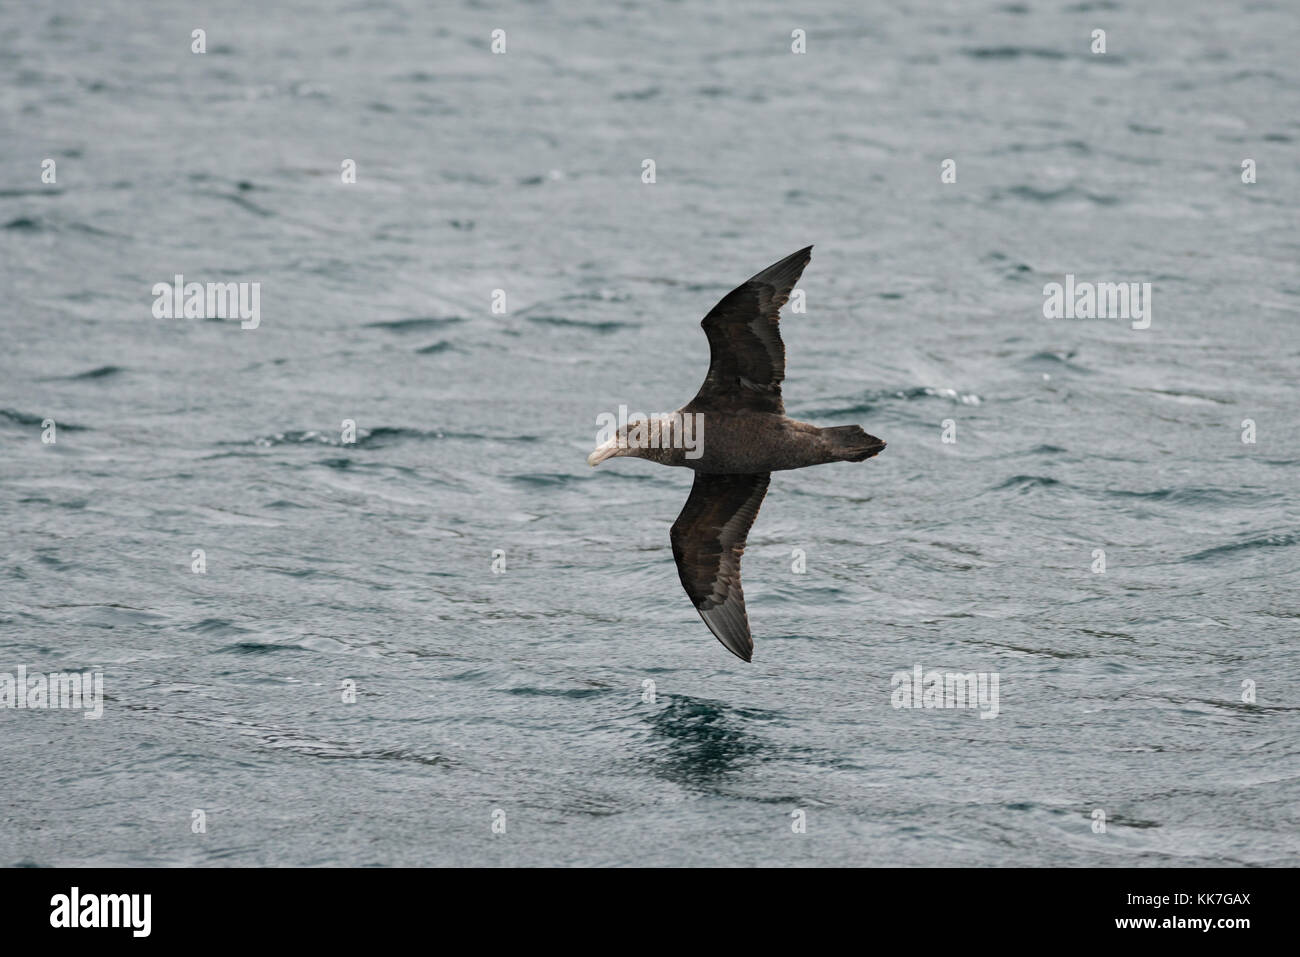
[588,247,885,661]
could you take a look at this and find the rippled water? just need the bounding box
[2,0,1298,866]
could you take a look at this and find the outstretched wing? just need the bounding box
[670,472,771,662]
[685,246,812,415]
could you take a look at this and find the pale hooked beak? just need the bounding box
[587,440,620,467]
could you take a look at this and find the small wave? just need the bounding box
[1136,388,1228,406]
[1021,351,1093,374]
[991,185,1122,206]
[982,250,1037,280]
[0,408,86,430]
[1105,486,1266,506]
[444,432,539,443]
[1186,531,1298,563]
[253,428,434,448]
[248,427,538,448]
[801,401,878,417]
[2,408,52,426]
[261,739,451,768]
[59,365,125,381]
[218,641,306,654]
[207,191,275,218]
[68,221,116,237]
[993,475,1062,493]
[365,316,466,332]
[613,86,661,101]
[993,140,1092,156]
[253,430,348,447]
[359,426,465,447]
[510,472,579,488]
[185,618,253,637]
[415,340,456,354]
[962,46,1065,61]
[505,686,610,699]
[802,386,981,417]
[525,315,636,332]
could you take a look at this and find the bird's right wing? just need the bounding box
[684,246,812,415]
[670,471,771,662]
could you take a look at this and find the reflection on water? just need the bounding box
[645,696,771,785]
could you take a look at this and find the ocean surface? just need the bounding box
[2,0,1298,867]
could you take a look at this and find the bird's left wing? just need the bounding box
[684,246,812,415]
[670,471,771,662]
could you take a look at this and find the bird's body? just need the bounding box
[608,412,880,474]
[588,247,885,661]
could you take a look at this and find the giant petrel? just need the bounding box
[588,247,885,661]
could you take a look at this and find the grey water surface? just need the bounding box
[2,0,1298,866]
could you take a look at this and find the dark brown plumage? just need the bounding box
[670,472,770,661]
[686,248,810,416]
[589,247,886,661]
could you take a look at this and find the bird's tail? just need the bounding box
[821,425,885,462]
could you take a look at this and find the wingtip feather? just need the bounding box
[697,603,755,663]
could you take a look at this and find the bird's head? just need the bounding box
[588,416,671,467]
[587,425,636,467]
